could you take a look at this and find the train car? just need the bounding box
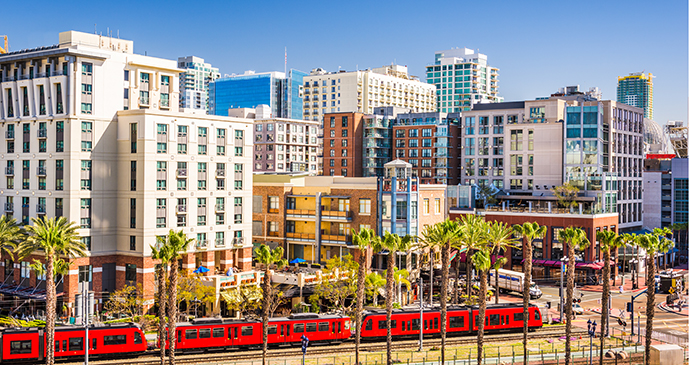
[172,313,351,352]
[360,303,542,340]
[0,322,147,363]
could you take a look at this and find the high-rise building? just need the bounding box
[177,56,220,113]
[0,31,254,309]
[209,69,306,119]
[426,48,502,113]
[302,65,436,121]
[617,72,653,119]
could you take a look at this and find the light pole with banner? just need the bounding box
[560,256,568,322]
[587,319,597,365]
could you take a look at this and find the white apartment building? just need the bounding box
[302,65,436,121]
[427,48,502,113]
[0,31,253,309]
[178,56,220,113]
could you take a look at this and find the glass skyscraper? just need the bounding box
[617,72,653,119]
[209,69,305,118]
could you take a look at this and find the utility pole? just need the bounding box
[83,284,89,365]
[418,277,423,352]
[560,259,565,321]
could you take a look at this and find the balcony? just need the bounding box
[5,131,14,139]
[36,167,46,176]
[435,162,449,168]
[36,204,46,214]
[176,205,187,214]
[196,240,208,250]
[38,129,47,138]
[216,169,226,177]
[286,209,316,218]
[176,169,187,177]
[286,232,316,242]
[215,204,225,212]
[434,143,450,148]
[232,237,245,248]
[321,210,351,221]
[215,239,225,247]
[5,167,13,175]
[4,203,13,212]
[268,231,281,237]
[321,234,351,244]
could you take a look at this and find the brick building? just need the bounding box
[323,112,366,177]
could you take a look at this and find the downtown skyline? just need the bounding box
[2,0,687,125]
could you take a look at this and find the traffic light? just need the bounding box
[301,335,309,354]
[626,302,633,312]
[617,318,627,327]
[573,298,581,303]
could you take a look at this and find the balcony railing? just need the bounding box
[196,240,208,249]
[321,210,351,220]
[215,239,225,247]
[4,203,13,212]
[216,169,226,177]
[36,167,46,176]
[176,205,187,214]
[286,232,316,241]
[286,209,316,217]
[176,169,187,177]
[5,131,14,139]
[322,234,350,243]
[232,237,245,247]
[36,204,46,213]
[5,167,13,175]
[215,204,225,212]
[268,231,281,237]
[38,129,47,138]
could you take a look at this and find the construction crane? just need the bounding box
[0,35,7,54]
[666,121,688,158]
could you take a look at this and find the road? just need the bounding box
[533,285,688,343]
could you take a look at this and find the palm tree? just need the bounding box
[512,221,546,363]
[558,227,590,365]
[378,232,412,365]
[458,214,487,300]
[164,230,193,365]
[256,244,288,365]
[352,227,377,365]
[152,237,173,365]
[467,228,490,365]
[390,267,411,303]
[417,227,443,306]
[596,230,624,365]
[16,217,86,365]
[0,215,22,262]
[487,222,517,304]
[365,272,385,306]
[637,228,674,365]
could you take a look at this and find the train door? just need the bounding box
[228,326,239,347]
[280,323,290,344]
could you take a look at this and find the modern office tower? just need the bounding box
[426,48,502,113]
[390,111,461,185]
[209,69,306,119]
[229,106,319,174]
[322,112,367,177]
[0,31,254,309]
[617,72,653,119]
[459,97,645,231]
[177,56,220,113]
[302,65,436,121]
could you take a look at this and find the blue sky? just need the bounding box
[4,0,687,124]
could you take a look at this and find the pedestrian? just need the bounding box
[619,285,623,294]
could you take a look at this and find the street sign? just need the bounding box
[669,287,675,294]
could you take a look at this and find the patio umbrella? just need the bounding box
[193,266,210,274]
[290,258,306,264]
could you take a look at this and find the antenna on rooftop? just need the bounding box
[94,24,97,34]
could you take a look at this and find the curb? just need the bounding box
[657,303,689,316]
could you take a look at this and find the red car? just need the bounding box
[360,303,542,339]
[1,322,146,363]
[170,313,351,352]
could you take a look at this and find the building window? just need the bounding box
[359,199,371,214]
[423,198,430,215]
[78,265,92,283]
[81,236,91,251]
[129,236,136,251]
[125,264,137,282]
[434,198,441,214]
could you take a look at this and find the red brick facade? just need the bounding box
[323,112,365,177]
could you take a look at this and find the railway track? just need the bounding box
[75,327,586,365]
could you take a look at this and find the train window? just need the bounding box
[318,322,329,332]
[424,320,428,329]
[411,318,420,331]
[92,338,97,350]
[378,320,396,329]
[177,330,182,343]
[241,326,253,336]
[534,310,541,321]
[505,316,509,325]
[9,340,32,354]
[449,316,465,328]
[268,325,278,335]
[104,335,127,346]
[402,321,406,331]
[199,328,211,338]
[489,314,500,326]
[513,312,524,322]
[213,328,225,338]
[134,331,143,344]
[365,320,372,331]
[185,329,198,340]
[55,340,59,352]
[68,337,83,351]
[306,323,317,332]
[293,323,305,333]
[434,318,438,329]
[62,340,66,352]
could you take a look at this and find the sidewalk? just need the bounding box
[578,277,647,294]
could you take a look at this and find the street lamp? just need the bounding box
[560,256,569,322]
[587,319,597,365]
[629,258,638,290]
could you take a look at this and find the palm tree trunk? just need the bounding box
[158,265,167,365]
[466,249,472,299]
[45,255,55,365]
[262,268,271,365]
[644,253,656,365]
[440,242,450,365]
[386,253,395,365]
[599,248,611,365]
[454,260,460,305]
[523,241,532,364]
[356,252,366,365]
[494,246,500,305]
[477,269,488,365]
[167,264,178,365]
[429,250,434,306]
[565,246,576,365]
